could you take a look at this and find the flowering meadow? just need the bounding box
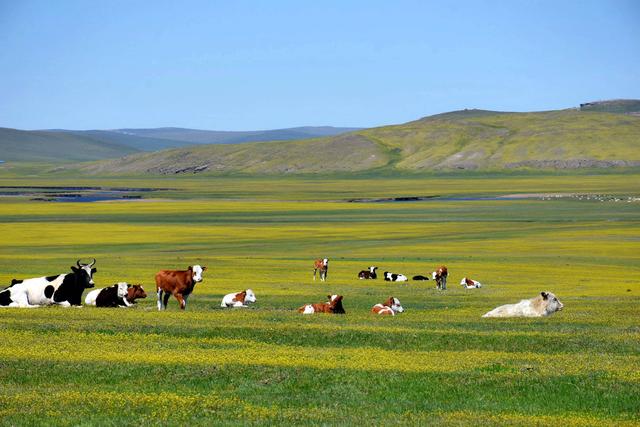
[0,173,638,425]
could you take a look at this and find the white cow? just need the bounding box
[221,289,257,308]
[482,291,564,318]
[0,260,96,308]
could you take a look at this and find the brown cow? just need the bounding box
[155,265,206,311]
[432,265,448,290]
[298,294,345,314]
[313,258,328,281]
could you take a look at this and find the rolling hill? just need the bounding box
[0,126,361,162]
[0,128,138,162]
[80,107,640,174]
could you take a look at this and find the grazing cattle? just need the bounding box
[0,259,96,308]
[460,277,482,289]
[432,266,448,290]
[155,265,206,311]
[384,271,408,282]
[298,294,345,314]
[371,296,404,315]
[313,258,329,281]
[221,289,257,308]
[482,291,564,318]
[412,275,430,281]
[358,266,378,279]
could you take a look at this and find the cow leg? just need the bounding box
[175,294,186,310]
[163,292,171,309]
[156,288,164,311]
[442,277,447,290]
[182,294,190,310]
[313,268,317,281]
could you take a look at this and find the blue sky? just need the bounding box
[1,0,638,130]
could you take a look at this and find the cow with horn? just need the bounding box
[0,259,97,308]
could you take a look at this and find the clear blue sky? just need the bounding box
[1,0,639,130]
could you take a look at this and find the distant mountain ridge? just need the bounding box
[0,126,361,162]
[110,126,363,145]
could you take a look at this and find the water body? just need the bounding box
[0,186,168,202]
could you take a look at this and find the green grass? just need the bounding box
[0,173,638,426]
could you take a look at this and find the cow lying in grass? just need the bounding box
[482,291,564,318]
[460,277,482,289]
[371,297,404,315]
[384,272,408,282]
[221,289,257,308]
[358,266,378,279]
[298,294,345,314]
[412,275,430,281]
[89,282,129,307]
[85,283,147,307]
[0,259,96,308]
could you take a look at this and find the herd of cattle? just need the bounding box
[0,258,564,318]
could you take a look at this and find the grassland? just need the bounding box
[0,172,638,426]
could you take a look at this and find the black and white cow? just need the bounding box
[383,271,408,282]
[358,266,378,279]
[0,259,96,308]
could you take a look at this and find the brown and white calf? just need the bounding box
[358,266,378,279]
[126,284,147,304]
[432,265,448,290]
[460,277,482,289]
[371,296,404,315]
[221,289,257,308]
[313,258,329,281]
[482,291,564,318]
[298,294,345,314]
[155,265,206,311]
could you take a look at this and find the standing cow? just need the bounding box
[432,265,448,290]
[313,258,329,281]
[0,259,96,308]
[155,265,206,311]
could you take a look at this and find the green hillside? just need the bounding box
[579,99,640,114]
[0,128,138,162]
[79,109,640,174]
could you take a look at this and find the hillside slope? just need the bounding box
[80,109,640,174]
[579,99,640,115]
[111,126,362,145]
[0,128,138,162]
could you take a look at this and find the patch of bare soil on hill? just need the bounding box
[505,159,640,169]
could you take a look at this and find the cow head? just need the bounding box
[322,258,329,267]
[369,266,378,273]
[128,284,147,301]
[540,291,564,315]
[386,296,404,313]
[71,259,96,288]
[327,294,345,314]
[244,289,257,304]
[190,265,206,283]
